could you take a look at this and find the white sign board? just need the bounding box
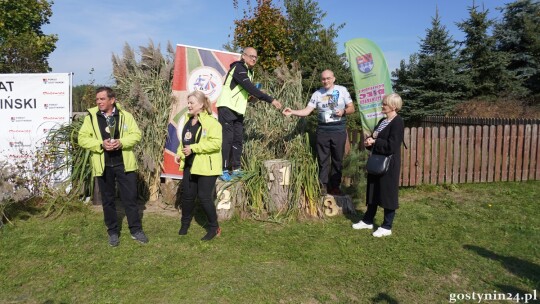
[0,73,72,183]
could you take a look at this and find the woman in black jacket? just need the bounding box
[352,93,404,237]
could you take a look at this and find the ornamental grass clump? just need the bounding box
[239,61,323,219]
[112,40,176,201]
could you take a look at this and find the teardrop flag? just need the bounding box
[345,38,393,136]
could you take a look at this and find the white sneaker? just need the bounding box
[372,227,392,237]
[352,221,373,230]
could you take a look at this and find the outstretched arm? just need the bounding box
[231,63,273,103]
[282,106,315,117]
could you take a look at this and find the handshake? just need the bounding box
[281,107,346,118]
[282,108,294,116]
[268,100,298,117]
[268,100,295,116]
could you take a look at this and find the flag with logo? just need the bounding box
[161,44,240,179]
[345,38,393,136]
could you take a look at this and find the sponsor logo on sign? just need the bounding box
[9,141,31,148]
[357,53,374,73]
[42,78,65,84]
[8,154,32,159]
[43,103,65,109]
[187,66,223,101]
[10,116,32,122]
[358,84,386,104]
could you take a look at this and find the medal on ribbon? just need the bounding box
[185,130,192,141]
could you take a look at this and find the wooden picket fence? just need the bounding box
[350,122,540,186]
[421,116,540,127]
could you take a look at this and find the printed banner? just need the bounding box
[345,38,393,136]
[161,44,240,179]
[0,73,72,183]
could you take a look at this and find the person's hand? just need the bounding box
[182,145,192,156]
[102,139,111,151]
[102,139,121,151]
[174,155,181,164]
[271,99,282,109]
[282,107,293,116]
[364,137,375,147]
[335,109,345,117]
[110,139,122,151]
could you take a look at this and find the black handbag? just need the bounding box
[366,153,393,176]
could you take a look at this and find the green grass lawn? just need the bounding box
[1,181,539,303]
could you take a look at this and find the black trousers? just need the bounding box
[96,165,142,236]
[362,203,396,230]
[218,107,244,170]
[181,167,219,230]
[316,129,346,189]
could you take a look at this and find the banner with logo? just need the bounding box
[161,44,241,179]
[345,38,393,136]
[0,73,72,182]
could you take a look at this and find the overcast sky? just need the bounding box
[43,0,510,86]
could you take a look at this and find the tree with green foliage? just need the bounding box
[494,0,540,103]
[229,0,352,97]
[393,11,468,123]
[283,0,352,96]
[72,85,98,113]
[0,0,58,73]
[228,0,293,71]
[392,53,421,117]
[456,3,520,99]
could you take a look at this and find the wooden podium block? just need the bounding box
[215,179,238,221]
[322,194,356,217]
[263,159,291,214]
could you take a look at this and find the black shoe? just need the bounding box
[131,230,149,244]
[108,233,120,247]
[178,225,189,235]
[201,227,221,241]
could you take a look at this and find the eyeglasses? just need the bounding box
[321,77,333,81]
[243,53,258,60]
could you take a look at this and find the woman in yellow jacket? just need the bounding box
[175,90,223,240]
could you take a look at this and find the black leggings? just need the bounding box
[181,167,219,229]
[218,107,244,170]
